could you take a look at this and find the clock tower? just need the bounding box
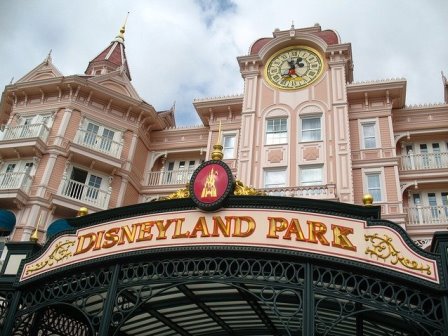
[237,24,355,203]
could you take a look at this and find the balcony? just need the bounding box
[58,179,111,209]
[400,152,448,171]
[405,205,448,225]
[147,168,197,186]
[260,184,337,200]
[74,129,122,159]
[0,172,32,192]
[1,123,50,142]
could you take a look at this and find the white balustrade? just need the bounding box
[405,205,448,225]
[60,179,110,209]
[147,168,197,186]
[401,153,448,170]
[74,129,122,158]
[1,123,49,142]
[0,172,32,192]
[260,185,336,199]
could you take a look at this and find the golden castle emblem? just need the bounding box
[201,168,218,198]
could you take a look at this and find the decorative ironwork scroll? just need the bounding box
[364,233,432,275]
[26,240,75,275]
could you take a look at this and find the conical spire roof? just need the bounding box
[84,22,131,80]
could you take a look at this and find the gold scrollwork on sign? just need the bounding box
[233,180,265,196]
[364,233,431,275]
[164,184,190,200]
[26,240,75,275]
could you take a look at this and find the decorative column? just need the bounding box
[54,108,73,146]
[327,48,354,203]
[36,153,59,198]
[236,56,261,185]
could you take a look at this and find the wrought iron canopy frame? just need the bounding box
[0,196,447,335]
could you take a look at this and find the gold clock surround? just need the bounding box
[264,46,324,90]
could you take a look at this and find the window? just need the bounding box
[300,166,323,186]
[443,192,448,217]
[264,169,286,189]
[223,134,236,159]
[164,160,198,184]
[361,122,377,149]
[80,120,120,155]
[301,117,321,142]
[428,193,438,218]
[266,118,287,145]
[65,167,106,202]
[366,173,382,202]
[0,161,34,189]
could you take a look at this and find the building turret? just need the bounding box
[84,22,131,80]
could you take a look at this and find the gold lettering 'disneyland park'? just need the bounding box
[73,216,257,256]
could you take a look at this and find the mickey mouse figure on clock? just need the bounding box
[264,46,324,90]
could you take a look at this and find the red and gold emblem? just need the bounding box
[190,161,234,210]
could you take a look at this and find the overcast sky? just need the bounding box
[1,0,447,125]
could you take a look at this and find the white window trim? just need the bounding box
[0,160,36,175]
[222,132,238,159]
[67,165,109,190]
[263,168,287,189]
[359,119,379,149]
[81,119,122,141]
[299,165,324,186]
[362,168,386,203]
[265,117,288,145]
[300,115,323,143]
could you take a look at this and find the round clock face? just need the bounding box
[264,46,324,90]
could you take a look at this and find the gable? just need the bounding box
[88,71,142,100]
[16,59,63,83]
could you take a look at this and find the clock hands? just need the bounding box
[283,57,305,79]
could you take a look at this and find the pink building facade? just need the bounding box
[0,23,447,260]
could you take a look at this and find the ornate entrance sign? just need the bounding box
[20,208,439,283]
[190,160,234,210]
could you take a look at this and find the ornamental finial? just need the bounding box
[29,227,39,242]
[77,207,88,217]
[211,121,223,161]
[116,12,129,41]
[362,193,373,206]
[30,214,43,243]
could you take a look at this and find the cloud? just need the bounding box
[1,0,447,125]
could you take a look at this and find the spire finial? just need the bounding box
[30,213,43,243]
[116,12,130,41]
[44,49,52,65]
[211,121,224,160]
[442,71,447,84]
[291,20,295,29]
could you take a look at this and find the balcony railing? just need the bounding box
[74,130,122,158]
[260,184,336,199]
[405,205,448,225]
[147,168,197,186]
[400,152,448,171]
[0,172,32,192]
[1,123,49,142]
[59,179,110,209]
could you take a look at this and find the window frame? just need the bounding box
[222,133,237,159]
[363,169,385,203]
[360,119,378,149]
[300,115,322,142]
[299,165,324,186]
[265,118,288,145]
[263,168,287,189]
[80,118,122,152]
